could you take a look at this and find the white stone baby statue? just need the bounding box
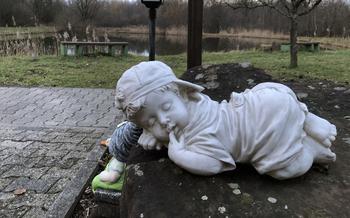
[115,61,337,180]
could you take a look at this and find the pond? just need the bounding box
[108,33,287,56]
[0,32,287,56]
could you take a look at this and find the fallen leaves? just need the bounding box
[14,188,26,195]
[100,140,108,147]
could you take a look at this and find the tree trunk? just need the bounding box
[290,16,298,68]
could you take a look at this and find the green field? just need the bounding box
[0,50,349,88]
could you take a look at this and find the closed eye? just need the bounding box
[162,102,172,111]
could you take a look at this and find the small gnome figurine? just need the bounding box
[96,122,142,186]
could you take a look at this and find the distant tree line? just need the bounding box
[0,0,63,26]
[0,0,349,37]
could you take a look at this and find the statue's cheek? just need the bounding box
[150,126,169,142]
[177,109,190,127]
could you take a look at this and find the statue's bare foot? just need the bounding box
[304,136,336,163]
[304,113,337,147]
[315,147,336,163]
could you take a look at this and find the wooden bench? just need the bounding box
[60,41,128,57]
[260,43,273,52]
[280,42,320,52]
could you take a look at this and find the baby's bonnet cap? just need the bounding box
[115,61,204,110]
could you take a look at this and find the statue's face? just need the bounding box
[135,90,189,143]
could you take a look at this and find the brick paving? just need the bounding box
[0,87,120,217]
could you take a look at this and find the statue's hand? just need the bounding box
[138,131,163,150]
[169,129,185,152]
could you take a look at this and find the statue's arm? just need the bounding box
[138,130,163,150]
[168,132,224,176]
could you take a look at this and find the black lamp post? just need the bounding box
[141,0,163,61]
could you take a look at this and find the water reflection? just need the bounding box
[108,34,188,56]
[0,32,287,56]
[109,33,286,56]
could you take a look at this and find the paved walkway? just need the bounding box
[0,87,120,217]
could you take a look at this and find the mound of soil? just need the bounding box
[74,63,350,217]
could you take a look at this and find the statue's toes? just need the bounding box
[330,124,337,136]
[322,138,332,147]
[325,151,336,162]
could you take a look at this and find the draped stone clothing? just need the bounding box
[183,82,308,174]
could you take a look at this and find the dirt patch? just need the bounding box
[72,152,111,218]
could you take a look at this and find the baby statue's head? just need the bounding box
[115,61,204,143]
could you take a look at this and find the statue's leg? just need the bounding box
[267,147,313,180]
[268,135,336,180]
[99,121,143,183]
[304,112,337,147]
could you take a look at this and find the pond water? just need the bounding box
[0,32,287,56]
[108,33,287,56]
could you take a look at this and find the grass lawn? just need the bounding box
[0,50,349,88]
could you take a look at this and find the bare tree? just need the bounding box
[223,0,322,68]
[0,0,31,26]
[204,0,226,33]
[0,0,18,26]
[25,0,60,25]
[72,0,100,25]
[158,0,187,29]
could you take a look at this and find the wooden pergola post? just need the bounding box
[187,0,203,69]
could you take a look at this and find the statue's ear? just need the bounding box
[187,91,202,102]
[115,89,125,110]
[174,79,204,102]
[179,87,202,102]
[174,80,204,92]
[115,99,122,110]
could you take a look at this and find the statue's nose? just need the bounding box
[159,114,169,127]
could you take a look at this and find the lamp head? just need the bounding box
[141,0,163,8]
